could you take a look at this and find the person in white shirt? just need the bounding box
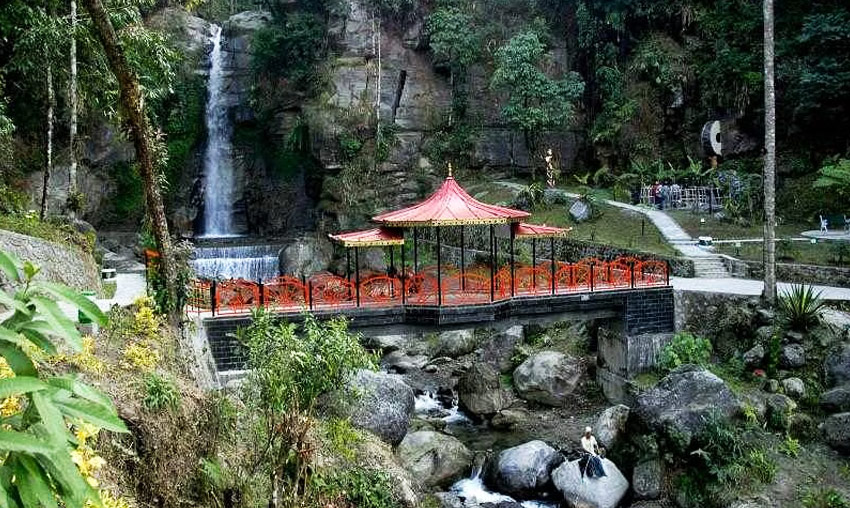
[579,426,607,478]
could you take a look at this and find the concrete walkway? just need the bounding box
[672,277,850,301]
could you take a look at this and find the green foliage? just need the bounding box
[677,415,777,507]
[0,213,95,255]
[322,417,362,461]
[801,487,850,508]
[766,327,782,378]
[142,372,181,412]
[426,7,479,72]
[0,249,127,508]
[231,310,377,505]
[814,158,850,199]
[659,332,712,372]
[778,284,825,331]
[490,30,584,156]
[313,467,400,508]
[780,435,801,458]
[253,12,327,91]
[112,162,145,221]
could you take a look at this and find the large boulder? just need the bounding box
[551,458,629,508]
[781,377,806,400]
[821,385,850,413]
[825,343,850,387]
[780,344,806,369]
[821,412,850,453]
[334,370,414,445]
[433,329,478,357]
[513,351,583,406]
[592,405,630,450]
[632,458,663,500]
[397,431,473,487]
[635,365,741,446]
[458,363,506,416]
[489,440,562,496]
[279,236,332,276]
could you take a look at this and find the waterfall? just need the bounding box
[202,24,236,237]
[192,243,280,281]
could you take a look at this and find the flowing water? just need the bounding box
[412,393,557,508]
[191,243,280,281]
[201,24,237,237]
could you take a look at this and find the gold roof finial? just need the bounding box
[448,163,453,178]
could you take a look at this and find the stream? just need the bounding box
[412,392,560,508]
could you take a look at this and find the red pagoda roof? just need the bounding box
[373,176,530,226]
[512,223,572,239]
[328,227,404,247]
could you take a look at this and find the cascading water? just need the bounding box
[191,242,280,281]
[201,24,236,237]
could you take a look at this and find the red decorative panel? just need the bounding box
[216,280,260,315]
[442,272,491,305]
[360,275,402,305]
[494,266,513,300]
[311,274,355,307]
[263,276,307,310]
[514,265,552,296]
[405,273,439,305]
[187,279,212,313]
[638,260,667,286]
[605,260,632,288]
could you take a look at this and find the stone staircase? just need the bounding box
[691,256,730,278]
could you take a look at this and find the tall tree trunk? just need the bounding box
[41,61,54,220]
[763,0,777,305]
[81,0,179,316]
[68,0,78,216]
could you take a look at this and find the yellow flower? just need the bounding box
[121,343,160,372]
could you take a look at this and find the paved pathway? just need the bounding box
[672,277,850,301]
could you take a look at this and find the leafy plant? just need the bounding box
[766,327,782,378]
[142,372,181,412]
[0,249,128,507]
[778,284,825,331]
[780,435,800,457]
[801,487,850,508]
[659,332,713,372]
[813,158,850,199]
[313,467,400,508]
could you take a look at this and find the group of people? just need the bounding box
[649,180,682,210]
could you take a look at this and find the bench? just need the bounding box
[819,214,850,233]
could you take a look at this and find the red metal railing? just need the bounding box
[186,256,670,316]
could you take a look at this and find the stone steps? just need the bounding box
[691,257,730,278]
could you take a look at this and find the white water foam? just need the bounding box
[202,24,236,237]
[450,466,557,508]
[414,392,472,425]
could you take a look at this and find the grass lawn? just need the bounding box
[668,210,812,240]
[532,202,677,257]
[715,240,850,267]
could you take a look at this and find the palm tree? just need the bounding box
[763,0,777,305]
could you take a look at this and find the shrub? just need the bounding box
[122,342,160,372]
[778,284,825,331]
[142,373,181,412]
[659,332,713,372]
[801,487,850,508]
[313,467,400,508]
[780,435,801,457]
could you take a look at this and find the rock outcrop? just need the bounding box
[0,230,101,293]
[825,343,850,387]
[821,412,850,453]
[635,365,740,446]
[489,440,562,496]
[593,404,630,450]
[513,351,583,406]
[396,431,473,487]
[551,458,629,508]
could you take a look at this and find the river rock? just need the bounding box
[432,492,464,508]
[490,440,562,496]
[766,393,797,430]
[383,351,429,373]
[743,344,765,369]
[821,385,850,413]
[434,329,477,357]
[551,458,628,508]
[635,365,741,446]
[335,369,414,445]
[825,343,850,387]
[780,344,807,369]
[784,330,804,344]
[397,431,473,487]
[458,363,506,416]
[821,412,850,453]
[593,404,630,450]
[491,408,530,430]
[781,377,806,400]
[478,325,524,373]
[633,458,663,500]
[513,351,583,406]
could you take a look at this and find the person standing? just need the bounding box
[580,427,607,478]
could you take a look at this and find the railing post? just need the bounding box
[666,260,671,286]
[437,227,442,307]
[490,225,495,302]
[590,263,595,291]
[211,280,217,316]
[630,261,636,288]
[510,227,515,297]
[532,238,537,291]
[355,248,361,308]
[460,225,466,291]
[401,237,406,305]
[550,238,556,295]
[301,274,308,307]
[308,280,314,310]
[258,279,265,308]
